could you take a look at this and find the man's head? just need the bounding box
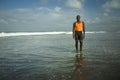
[76,15,80,21]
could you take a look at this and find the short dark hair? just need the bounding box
[76,15,80,18]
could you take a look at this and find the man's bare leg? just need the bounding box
[75,40,78,53]
[80,40,83,51]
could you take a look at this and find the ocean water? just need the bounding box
[0,31,120,80]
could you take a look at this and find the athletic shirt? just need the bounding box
[75,21,83,31]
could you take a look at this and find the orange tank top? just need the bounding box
[75,21,83,31]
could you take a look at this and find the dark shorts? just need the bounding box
[75,31,83,41]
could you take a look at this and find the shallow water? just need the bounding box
[0,32,120,80]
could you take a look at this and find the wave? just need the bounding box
[0,31,107,37]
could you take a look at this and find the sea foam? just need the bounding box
[0,31,106,37]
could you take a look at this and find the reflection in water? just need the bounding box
[73,52,85,80]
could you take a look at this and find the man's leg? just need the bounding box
[75,40,78,53]
[80,40,83,51]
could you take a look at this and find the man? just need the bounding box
[72,15,85,53]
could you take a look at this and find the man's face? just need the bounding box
[76,16,80,21]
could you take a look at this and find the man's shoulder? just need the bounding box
[81,21,84,23]
[73,22,76,25]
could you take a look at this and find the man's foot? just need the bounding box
[80,50,82,54]
[76,50,78,53]
[80,48,82,52]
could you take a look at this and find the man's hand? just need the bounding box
[83,33,85,39]
[73,34,75,39]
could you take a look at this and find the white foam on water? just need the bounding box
[0,31,107,37]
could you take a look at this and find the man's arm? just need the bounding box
[83,21,85,39]
[72,22,75,39]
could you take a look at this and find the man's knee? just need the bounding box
[80,40,83,44]
[75,40,78,43]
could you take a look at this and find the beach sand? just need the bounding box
[0,32,120,80]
